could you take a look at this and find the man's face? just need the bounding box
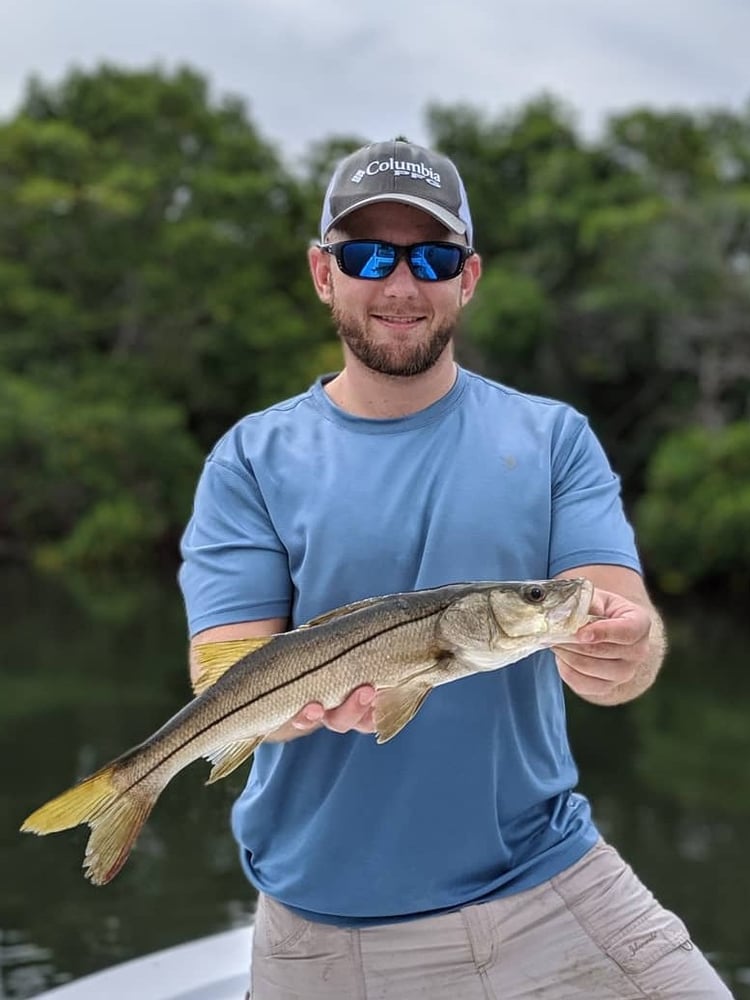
[309,203,481,378]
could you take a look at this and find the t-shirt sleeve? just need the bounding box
[548,414,642,577]
[178,456,292,636]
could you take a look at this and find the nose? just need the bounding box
[381,258,419,296]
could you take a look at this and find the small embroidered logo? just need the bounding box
[353,158,443,189]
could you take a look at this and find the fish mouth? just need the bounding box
[547,579,594,633]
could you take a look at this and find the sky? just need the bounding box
[1,0,749,167]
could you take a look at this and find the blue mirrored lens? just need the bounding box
[410,244,463,281]
[340,242,397,278]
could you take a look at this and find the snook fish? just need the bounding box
[21,577,593,885]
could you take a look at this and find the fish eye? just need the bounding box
[523,584,546,604]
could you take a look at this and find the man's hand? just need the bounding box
[291,685,377,734]
[268,685,378,742]
[553,587,662,705]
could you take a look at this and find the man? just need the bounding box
[179,140,732,998]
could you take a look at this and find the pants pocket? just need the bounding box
[600,906,692,976]
[253,893,312,958]
[551,841,692,977]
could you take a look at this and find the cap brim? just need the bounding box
[325,194,468,240]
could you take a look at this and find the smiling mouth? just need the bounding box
[372,314,426,325]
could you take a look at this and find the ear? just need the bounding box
[459,251,482,307]
[308,245,334,305]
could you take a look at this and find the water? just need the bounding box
[1,570,748,998]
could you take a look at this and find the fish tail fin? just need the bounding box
[21,766,157,885]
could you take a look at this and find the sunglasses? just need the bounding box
[319,240,475,282]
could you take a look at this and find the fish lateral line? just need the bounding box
[43,602,450,810]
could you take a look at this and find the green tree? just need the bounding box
[1,66,328,433]
[0,369,202,570]
[635,423,750,593]
[0,66,333,570]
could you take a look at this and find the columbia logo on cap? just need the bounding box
[351,158,442,189]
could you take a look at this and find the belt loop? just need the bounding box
[461,902,495,971]
[349,926,369,1000]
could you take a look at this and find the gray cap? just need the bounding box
[320,140,474,245]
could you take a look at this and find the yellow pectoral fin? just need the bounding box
[192,637,276,695]
[373,682,433,744]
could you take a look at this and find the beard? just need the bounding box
[331,298,459,378]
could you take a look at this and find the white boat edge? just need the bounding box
[34,925,253,1000]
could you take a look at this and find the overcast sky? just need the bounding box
[2,0,749,166]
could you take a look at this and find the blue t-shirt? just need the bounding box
[179,367,641,926]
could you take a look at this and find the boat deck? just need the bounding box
[35,926,252,1000]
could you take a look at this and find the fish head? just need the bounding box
[436,577,594,670]
[488,578,594,645]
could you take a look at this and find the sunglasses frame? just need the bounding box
[319,239,475,282]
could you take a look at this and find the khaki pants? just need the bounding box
[248,840,734,999]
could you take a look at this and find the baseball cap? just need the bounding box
[320,140,474,245]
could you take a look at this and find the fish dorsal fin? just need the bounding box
[302,595,389,629]
[204,736,265,784]
[192,636,277,696]
[373,681,433,744]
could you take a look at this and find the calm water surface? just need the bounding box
[1,570,748,998]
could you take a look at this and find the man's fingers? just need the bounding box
[555,649,637,685]
[553,640,646,661]
[576,592,652,646]
[289,687,378,735]
[290,702,325,730]
[351,706,376,734]
[556,660,621,698]
[324,686,376,733]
